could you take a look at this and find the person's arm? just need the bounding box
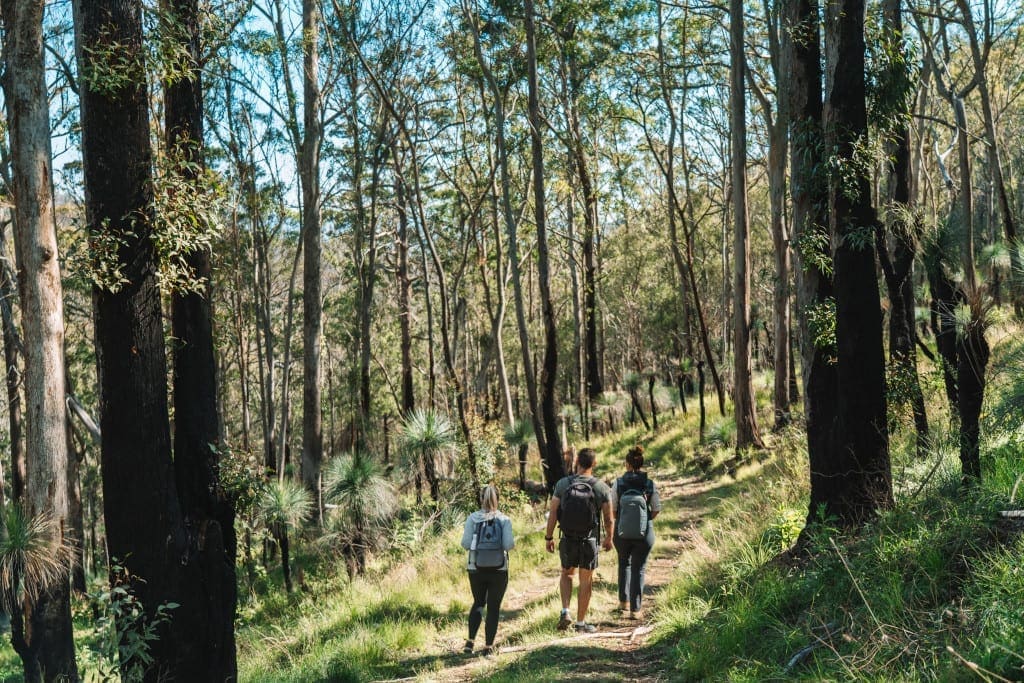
[600,500,614,550]
[461,515,476,550]
[502,517,515,550]
[649,482,661,520]
[544,497,560,553]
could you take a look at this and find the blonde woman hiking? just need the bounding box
[460,484,514,655]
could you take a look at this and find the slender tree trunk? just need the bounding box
[730,0,764,452]
[300,0,323,515]
[396,169,415,419]
[0,222,26,503]
[525,0,564,488]
[824,0,893,523]
[954,0,1021,313]
[163,0,237,670]
[1,0,78,672]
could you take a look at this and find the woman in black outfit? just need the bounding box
[611,446,661,620]
[460,485,515,654]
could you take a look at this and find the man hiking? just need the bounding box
[544,447,614,633]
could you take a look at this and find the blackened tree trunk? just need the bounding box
[786,0,839,530]
[77,0,215,677]
[730,0,765,452]
[396,170,415,420]
[1,0,78,674]
[300,0,323,513]
[164,0,237,671]
[878,0,928,457]
[525,0,564,488]
[823,0,893,523]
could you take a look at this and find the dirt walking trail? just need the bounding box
[380,472,716,682]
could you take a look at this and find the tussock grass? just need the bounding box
[652,333,1024,682]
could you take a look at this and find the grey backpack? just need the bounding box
[616,474,651,540]
[474,518,504,569]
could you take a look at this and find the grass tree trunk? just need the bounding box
[1,0,78,673]
[730,0,764,452]
[164,0,237,671]
[951,95,989,481]
[824,0,893,523]
[300,0,324,515]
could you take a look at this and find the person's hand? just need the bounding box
[601,537,613,551]
[545,538,555,553]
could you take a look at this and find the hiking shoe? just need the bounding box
[574,622,597,633]
[480,645,497,656]
[618,601,629,612]
[557,612,573,631]
[463,640,473,654]
[629,609,643,621]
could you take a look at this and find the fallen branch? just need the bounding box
[784,622,841,673]
[500,625,654,654]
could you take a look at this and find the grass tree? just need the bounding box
[0,506,75,676]
[401,409,457,504]
[624,373,651,430]
[504,419,534,490]
[258,480,313,593]
[322,452,397,577]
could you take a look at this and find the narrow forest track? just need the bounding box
[377,472,717,682]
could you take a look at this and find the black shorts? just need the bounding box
[559,536,599,570]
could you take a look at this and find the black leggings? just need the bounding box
[614,529,654,611]
[467,569,509,645]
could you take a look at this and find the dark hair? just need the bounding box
[626,445,644,471]
[577,448,597,470]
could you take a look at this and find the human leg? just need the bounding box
[630,535,654,612]
[484,571,509,646]
[614,537,629,607]
[467,571,489,643]
[577,568,594,623]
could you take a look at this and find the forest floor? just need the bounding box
[372,470,718,683]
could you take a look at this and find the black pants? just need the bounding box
[467,569,509,645]
[614,527,654,611]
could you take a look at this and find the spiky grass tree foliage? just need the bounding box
[322,453,397,577]
[0,507,74,611]
[1,506,76,672]
[258,480,313,592]
[400,409,456,504]
[504,419,534,490]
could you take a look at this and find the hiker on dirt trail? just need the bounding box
[611,445,661,620]
[461,484,515,655]
[544,447,614,633]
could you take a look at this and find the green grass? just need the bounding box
[2,340,1023,682]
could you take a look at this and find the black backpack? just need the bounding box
[559,476,599,538]
[474,518,505,569]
